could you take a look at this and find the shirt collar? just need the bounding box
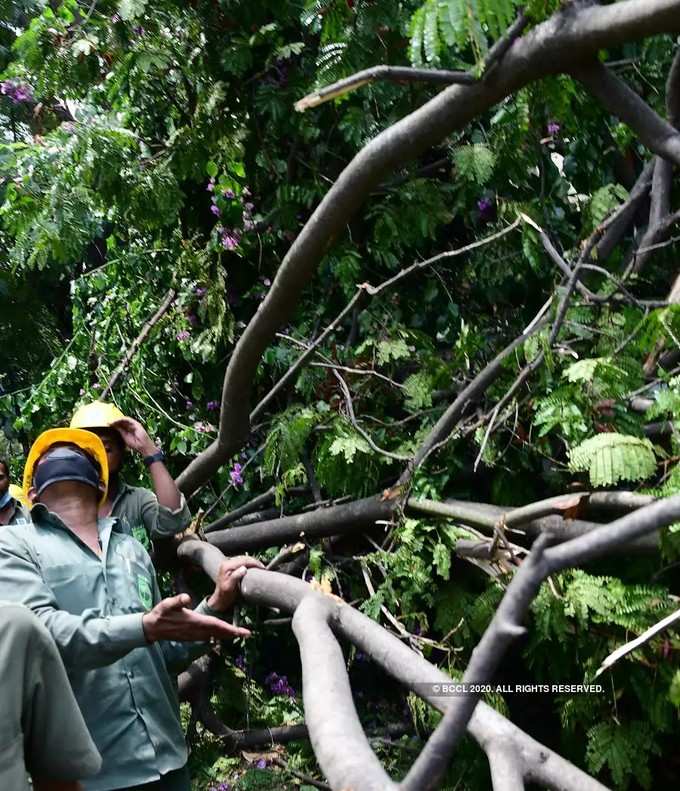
[30,502,118,534]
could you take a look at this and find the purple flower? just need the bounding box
[187,312,198,326]
[223,188,235,199]
[221,230,240,250]
[206,400,219,411]
[13,86,32,102]
[265,671,295,697]
[206,178,215,192]
[477,197,494,221]
[547,120,561,136]
[111,13,121,23]
[186,400,194,409]
[244,202,255,212]
[256,758,267,769]
[176,330,190,341]
[1,80,33,104]
[230,463,244,486]
[243,218,255,232]
[133,25,145,36]
[234,654,246,670]
[194,286,207,297]
[210,204,221,217]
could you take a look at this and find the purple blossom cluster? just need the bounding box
[477,196,494,222]
[220,229,241,250]
[229,462,244,487]
[0,80,33,104]
[206,400,219,411]
[547,119,561,136]
[176,330,190,342]
[255,758,267,769]
[207,178,258,248]
[264,671,296,697]
[207,783,231,791]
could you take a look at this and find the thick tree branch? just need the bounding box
[573,61,680,167]
[293,596,396,790]
[177,0,680,495]
[206,495,396,554]
[405,495,680,786]
[180,541,610,790]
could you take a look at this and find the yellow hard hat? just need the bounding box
[70,401,126,430]
[9,484,30,510]
[23,428,109,504]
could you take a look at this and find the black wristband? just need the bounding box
[143,450,165,467]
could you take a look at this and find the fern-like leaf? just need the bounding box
[569,433,656,487]
[452,143,495,184]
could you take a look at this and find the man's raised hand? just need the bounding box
[110,417,157,457]
[142,593,251,643]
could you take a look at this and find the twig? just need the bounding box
[270,756,330,790]
[295,66,475,112]
[332,369,411,462]
[100,288,177,399]
[595,607,680,677]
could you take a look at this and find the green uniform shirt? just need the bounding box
[0,602,102,790]
[110,481,192,550]
[1,497,31,526]
[0,506,215,791]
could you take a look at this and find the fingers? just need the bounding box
[220,556,265,571]
[184,612,251,640]
[110,418,134,431]
[157,593,192,614]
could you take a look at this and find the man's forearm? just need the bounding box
[148,460,182,511]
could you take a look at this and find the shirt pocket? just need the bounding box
[41,564,101,615]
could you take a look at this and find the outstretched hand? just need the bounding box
[142,593,251,643]
[207,555,265,612]
[110,417,157,457]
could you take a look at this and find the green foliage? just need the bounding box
[584,183,629,233]
[569,433,657,487]
[586,720,660,790]
[452,143,496,185]
[409,0,521,67]
[2,3,680,789]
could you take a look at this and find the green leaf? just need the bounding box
[563,358,602,383]
[569,433,657,487]
[377,338,410,365]
[452,144,496,185]
[432,541,451,580]
[670,670,680,708]
[403,371,433,411]
[328,433,371,464]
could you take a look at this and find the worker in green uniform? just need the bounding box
[0,600,102,791]
[0,459,31,525]
[69,402,191,551]
[0,427,263,790]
